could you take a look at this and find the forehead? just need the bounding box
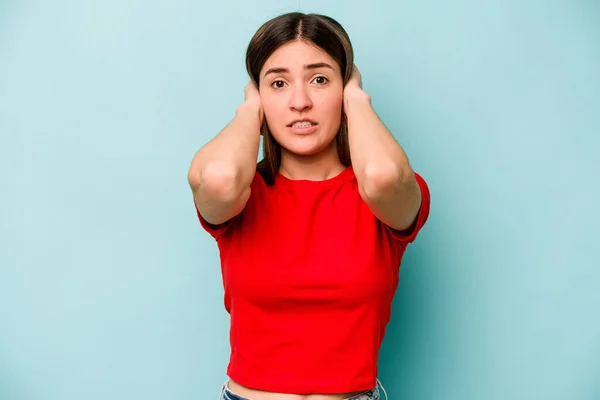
[262,40,340,72]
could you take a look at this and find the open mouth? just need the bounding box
[287,119,318,128]
[287,120,318,134]
[287,119,318,134]
[290,121,316,128]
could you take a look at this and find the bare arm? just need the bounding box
[187,82,262,225]
[344,66,422,231]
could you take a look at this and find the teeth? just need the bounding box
[292,121,314,127]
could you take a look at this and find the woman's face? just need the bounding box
[258,40,344,157]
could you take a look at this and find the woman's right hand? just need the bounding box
[243,80,263,122]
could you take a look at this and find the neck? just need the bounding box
[280,143,345,181]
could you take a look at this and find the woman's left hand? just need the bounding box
[347,64,362,89]
[344,64,369,105]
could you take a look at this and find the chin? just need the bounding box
[285,147,323,156]
[279,137,335,157]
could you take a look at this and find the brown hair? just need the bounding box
[245,12,354,185]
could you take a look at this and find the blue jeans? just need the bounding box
[218,382,383,400]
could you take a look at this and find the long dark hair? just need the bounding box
[245,12,354,185]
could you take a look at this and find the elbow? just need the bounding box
[359,162,410,201]
[188,162,244,203]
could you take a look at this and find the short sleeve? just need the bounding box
[193,171,265,241]
[194,201,240,241]
[385,171,431,244]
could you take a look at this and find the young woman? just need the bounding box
[188,12,431,400]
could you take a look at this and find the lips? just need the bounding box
[287,121,319,135]
[287,119,318,127]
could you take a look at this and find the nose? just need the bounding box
[289,85,312,112]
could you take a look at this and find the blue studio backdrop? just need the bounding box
[1,1,598,399]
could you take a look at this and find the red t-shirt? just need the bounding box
[196,166,430,394]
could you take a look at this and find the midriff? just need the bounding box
[227,379,365,400]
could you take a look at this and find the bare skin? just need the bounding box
[227,380,365,400]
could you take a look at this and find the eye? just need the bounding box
[271,80,286,89]
[313,76,328,85]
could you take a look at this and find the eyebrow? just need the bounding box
[263,62,335,78]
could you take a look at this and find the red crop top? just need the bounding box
[196,166,430,394]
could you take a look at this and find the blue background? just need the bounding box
[1,1,598,399]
